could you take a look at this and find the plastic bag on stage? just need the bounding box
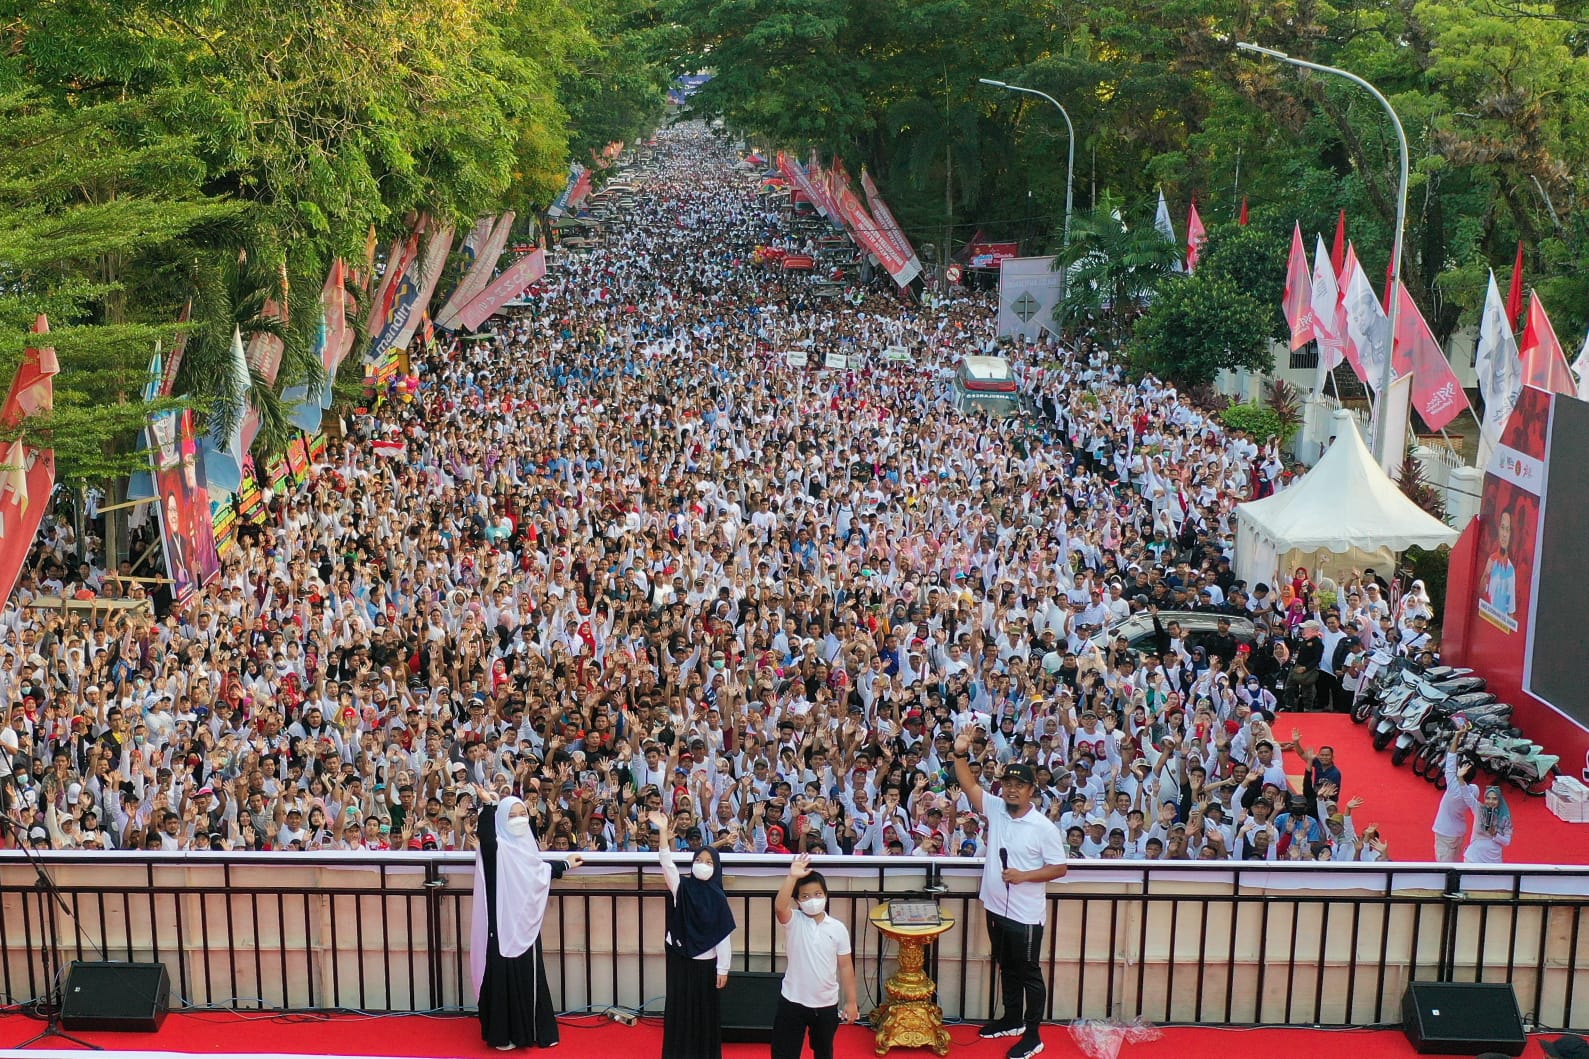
[1067,1017,1165,1059]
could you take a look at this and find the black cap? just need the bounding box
[1002,763,1038,786]
[1543,1036,1589,1059]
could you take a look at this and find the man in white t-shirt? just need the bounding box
[954,733,1068,1059]
[771,854,858,1059]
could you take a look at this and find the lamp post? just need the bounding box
[1235,42,1410,469]
[978,78,1074,252]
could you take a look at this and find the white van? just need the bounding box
[951,355,1024,418]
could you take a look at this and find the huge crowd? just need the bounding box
[0,124,1441,863]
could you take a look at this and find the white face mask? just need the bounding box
[691,861,714,882]
[504,816,531,838]
[799,896,826,918]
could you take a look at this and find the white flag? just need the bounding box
[1573,326,1589,402]
[1474,270,1522,469]
[1155,190,1183,273]
[1341,246,1390,392]
[1309,236,1345,388]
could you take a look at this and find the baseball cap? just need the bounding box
[1002,763,1038,786]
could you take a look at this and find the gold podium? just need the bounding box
[867,905,955,1056]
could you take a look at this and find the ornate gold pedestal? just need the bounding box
[867,905,955,1056]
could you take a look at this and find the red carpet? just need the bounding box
[1282,714,1587,864]
[0,1011,1571,1058]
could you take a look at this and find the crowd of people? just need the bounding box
[1,122,1433,865]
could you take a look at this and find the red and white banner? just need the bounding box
[366,227,422,344]
[436,212,515,331]
[453,248,548,331]
[1186,202,1207,272]
[806,153,843,226]
[160,300,193,397]
[381,222,454,356]
[830,162,920,288]
[778,153,834,224]
[1283,223,1315,351]
[433,216,500,324]
[1338,244,1386,389]
[1518,292,1578,397]
[860,168,923,282]
[1390,281,1474,432]
[0,316,59,606]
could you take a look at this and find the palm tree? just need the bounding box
[1052,190,1181,334]
[175,248,327,460]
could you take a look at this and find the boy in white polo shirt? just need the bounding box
[771,854,858,1059]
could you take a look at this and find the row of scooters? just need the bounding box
[1352,650,1560,795]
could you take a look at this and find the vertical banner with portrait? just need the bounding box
[1474,385,1550,637]
[154,409,220,605]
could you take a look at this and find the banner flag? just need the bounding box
[830,161,920,287]
[433,216,499,322]
[1284,223,1315,351]
[127,348,166,502]
[860,167,924,282]
[1309,236,1347,388]
[1238,197,1249,226]
[547,164,590,218]
[453,248,548,331]
[199,327,251,495]
[1186,202,1206,273]
[1330,209,1347,277]
[1154,190,1176,244]
[1339,244,1387,389]
[0,316,59,607]
[160,299,192,397]
[1390,281,1474,432]
[806,153,843,226]
[436,212,515,331]
[1517,292,1578,397]
[1475,270,1523,469]
[1573,326,1589,402]
[377,222,454,357]
[1506,241,1525,330]
[779,153,837,226]
[154,408,220,606]
[366,228,421,344]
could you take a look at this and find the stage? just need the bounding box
[1283,714,1587,864]
[0,1011,1572,1058]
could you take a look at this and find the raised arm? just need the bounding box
[951,728,984,815]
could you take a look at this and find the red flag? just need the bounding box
[1238,197,1249,226]
[1518,292,1578,395]
[1383,256,1394,313]
[1283,223,1315,351]
[1506,241,1525,329]
[1391,283,1473,432]
[1330,209,1346,276]
[0,316,59,606]
[1186,202,1207,273]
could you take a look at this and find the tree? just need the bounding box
[1128,273,1272,387]
[0,88,241,484]
[1052,191,1181,331]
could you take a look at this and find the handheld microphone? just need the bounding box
[998,848,1009,871]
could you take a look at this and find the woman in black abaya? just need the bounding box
[472,795,583,1050]
[651,812,736,1059]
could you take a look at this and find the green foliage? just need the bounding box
[1054,191,1182,331]
[1264,378,1303,441]
[1219,400,1286,445]
[1394,453,1448,522]
[1129,274,1272,388]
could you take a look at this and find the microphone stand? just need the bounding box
[1,816,103,1050]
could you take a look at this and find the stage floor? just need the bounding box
[0,1012,1571,1058]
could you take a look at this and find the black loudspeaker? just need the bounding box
[1401,981,1525,1056]
[60,961,171,1032]
[720,970,782,1043]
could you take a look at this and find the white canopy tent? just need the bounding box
[1235,409,1459,590]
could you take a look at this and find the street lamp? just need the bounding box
[978,78,1075,252]
[1235,42,1410,469]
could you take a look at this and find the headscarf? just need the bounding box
[1480,787,1513,838]
[764,824,790,854]
[470,797,553,996]
[666,845,736,958]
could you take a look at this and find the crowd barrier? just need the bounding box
[1,853,1584,1030]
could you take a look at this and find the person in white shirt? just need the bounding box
[954,732,1067,1059]
[1433,725,1478,862]
[771,854,858,1059]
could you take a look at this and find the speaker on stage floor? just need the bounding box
[60,961,171,1032]
[1401,981,1525,1056]
[720,970,782,1043]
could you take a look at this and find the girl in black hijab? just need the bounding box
[650,812,736,1059]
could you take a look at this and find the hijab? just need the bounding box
[1481,787,1513,837]
[666,845,735,957]
[470,797,553,996]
